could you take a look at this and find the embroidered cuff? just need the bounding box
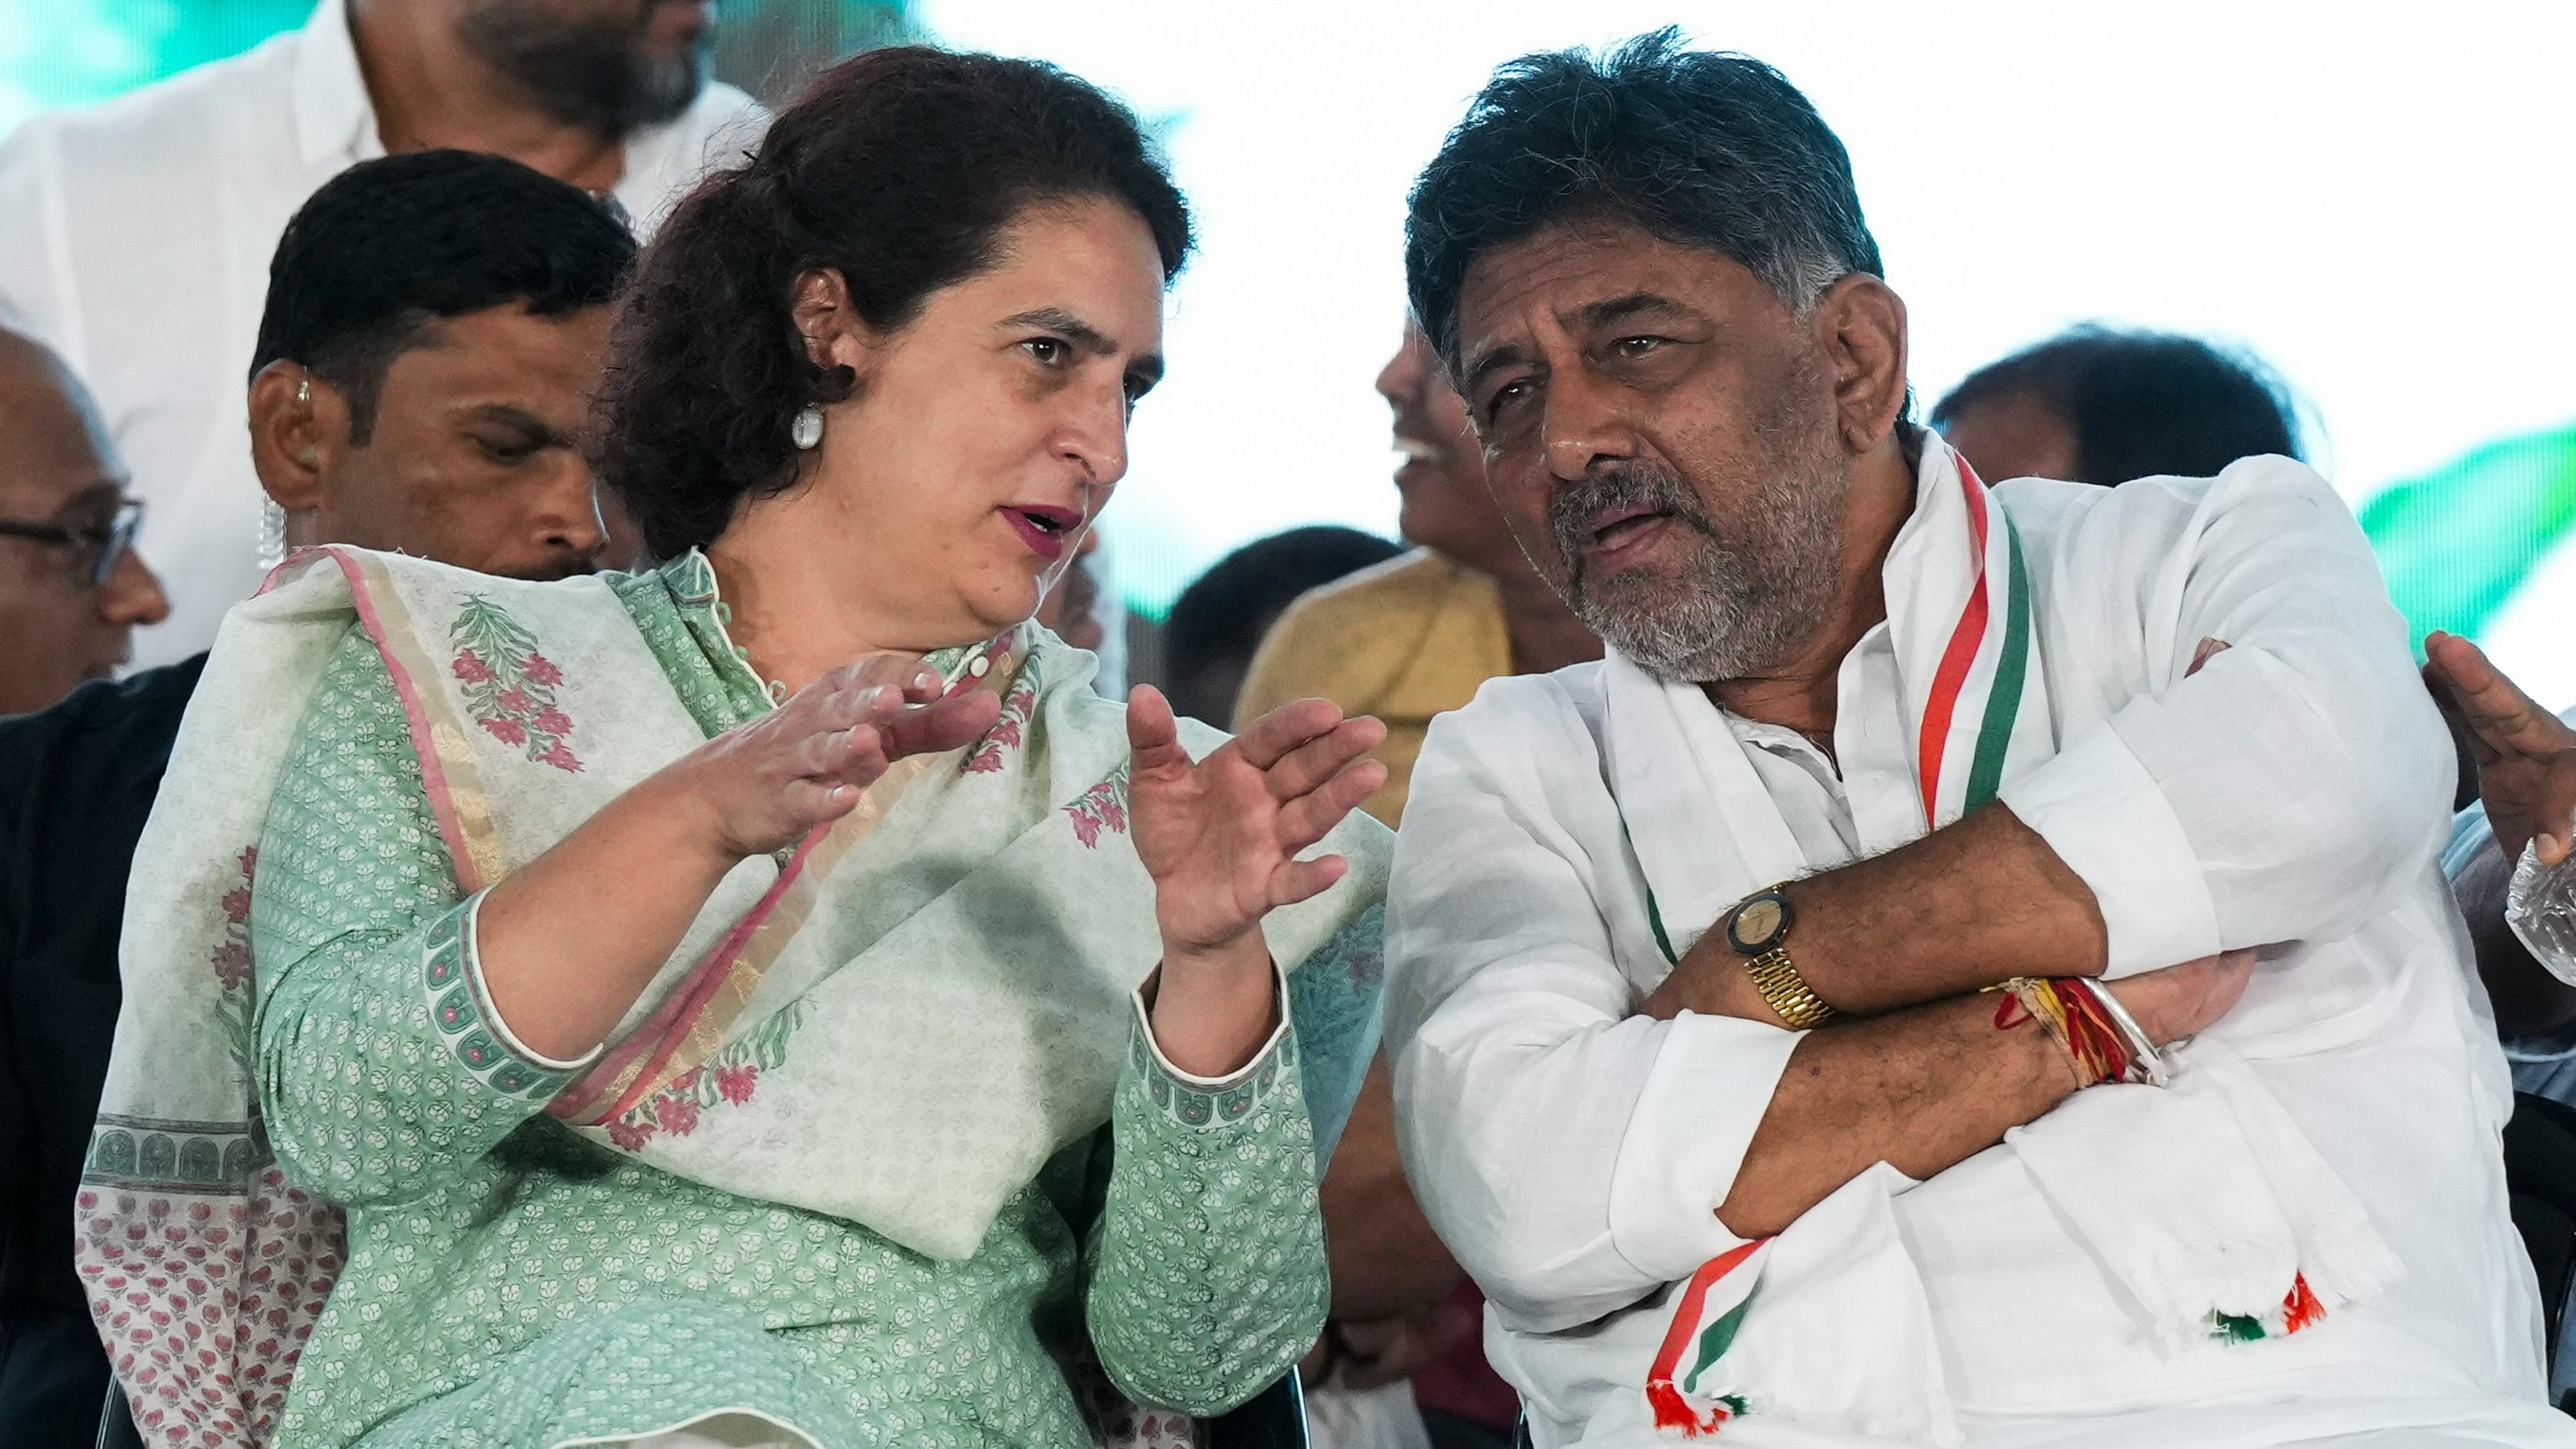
[422,893,597,1100]
[1128,964,1299,1128]
[1606,1010,1801,1281]
[1998,722,2222,981]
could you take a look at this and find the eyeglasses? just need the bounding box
[0,493,146,587]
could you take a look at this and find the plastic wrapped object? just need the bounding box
[2508,841,2576,987]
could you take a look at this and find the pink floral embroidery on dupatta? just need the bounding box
[449,594,582,772]
[1065,767,1131,849]
[209,847,257,1079]
[605,1002,809,1150]
[963,669,1041,774]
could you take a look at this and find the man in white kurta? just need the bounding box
[1384,31,2567,1449]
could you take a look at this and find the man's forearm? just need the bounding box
[1646,803,2105,1024]
[1715,990,2076,1238]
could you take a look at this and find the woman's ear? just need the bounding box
[789,267,871,377]
[246,362,342,518]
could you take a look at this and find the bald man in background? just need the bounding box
[0,330,172,716]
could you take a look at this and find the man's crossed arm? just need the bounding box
[1643,804,2250,1237]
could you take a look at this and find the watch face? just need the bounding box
[1730,896,1784,952]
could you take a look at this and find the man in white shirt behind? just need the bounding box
[1384,30,2569,1448]
[0,0,762,668]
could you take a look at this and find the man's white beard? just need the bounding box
[1558,417,1851,684]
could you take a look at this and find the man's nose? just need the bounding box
[97,546,171,628]
[542,459,608,566]
[1541,370,1634,481]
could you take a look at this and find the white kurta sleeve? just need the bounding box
[1998,457,2454,978]
[1386,679,1799,1333]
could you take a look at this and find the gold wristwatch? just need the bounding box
[1722,883,1836,1030]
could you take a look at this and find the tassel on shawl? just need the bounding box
[1646,1239,1769,1436]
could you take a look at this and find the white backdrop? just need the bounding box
[916,0,2576,626]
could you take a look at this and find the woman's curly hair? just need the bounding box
[594,46,1192,561]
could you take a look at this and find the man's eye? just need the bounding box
[1023,337,1067,366]
[1612,335,1665,358]
[1483,379,1532,423]
[475,436,540,464]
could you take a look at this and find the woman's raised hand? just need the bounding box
[677,654,1002,861]
[1126,687,1386,1076]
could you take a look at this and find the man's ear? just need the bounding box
[788,267,874,380]
[247,362,346,516]
[1813,274,1909,455]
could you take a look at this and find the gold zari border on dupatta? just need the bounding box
[336,550,510,892]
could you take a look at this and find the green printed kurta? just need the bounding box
[245,562,1334,1448]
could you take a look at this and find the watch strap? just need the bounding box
[1745,945,1836,1030]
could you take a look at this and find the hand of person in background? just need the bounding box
[1303,1293,1482,1393]
[2426,629,2576,863]
[1128,687,1386,1076]
[2422,629,2576,1039]
[675,654,1000,861]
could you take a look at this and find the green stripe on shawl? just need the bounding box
[1963,515,2032,811]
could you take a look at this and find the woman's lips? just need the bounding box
[1000,505,1079,562]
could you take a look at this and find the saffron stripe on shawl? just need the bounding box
[1960,514,2033,812]
[1914,468,1995,829]
[324,548,509,893]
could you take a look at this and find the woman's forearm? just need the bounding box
[474,768,744,1061]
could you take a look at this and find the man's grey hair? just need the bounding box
[1404,28,1883,368]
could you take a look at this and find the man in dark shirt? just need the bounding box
[0,148,633,1445]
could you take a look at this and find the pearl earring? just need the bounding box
[791,405,824,450]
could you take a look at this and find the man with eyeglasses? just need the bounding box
[0,150,635,1447]
[0,330,171,716]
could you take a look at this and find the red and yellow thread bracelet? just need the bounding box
[1991,976,2164,1088]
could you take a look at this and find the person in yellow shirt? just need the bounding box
[1237,324,1599,824]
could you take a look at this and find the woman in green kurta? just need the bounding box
[80,47,1390,1449]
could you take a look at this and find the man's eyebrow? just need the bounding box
[460,403,575,446]
[1460,341,1536,401]
[1000,306,1118,356]
[1572,292,1698,332]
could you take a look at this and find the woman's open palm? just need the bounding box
[1126,687,1386,956]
